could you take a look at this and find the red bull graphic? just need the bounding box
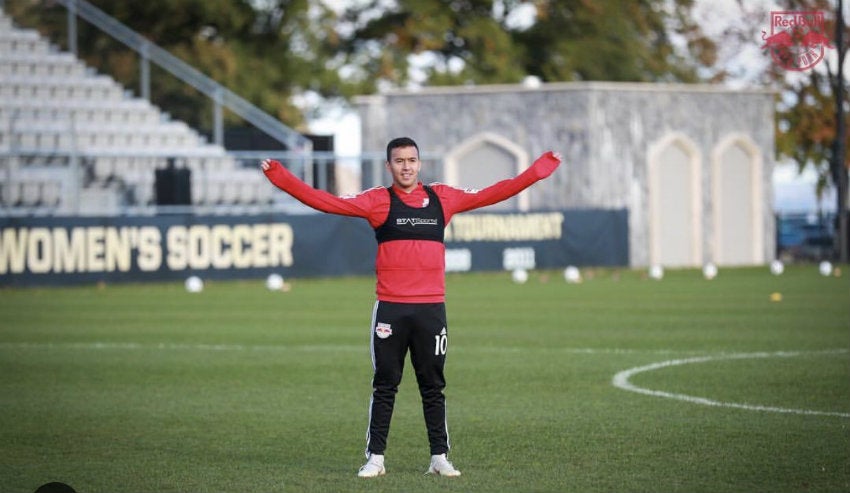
[762,11,834,71]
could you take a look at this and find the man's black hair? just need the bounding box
[386,137,419,162]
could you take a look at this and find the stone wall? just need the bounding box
[355,82,776,267]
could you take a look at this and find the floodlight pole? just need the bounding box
[835,0,849,263]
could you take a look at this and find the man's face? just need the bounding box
[386,145,420,192]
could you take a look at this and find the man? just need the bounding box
[261,137,561,477]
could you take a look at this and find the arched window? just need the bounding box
[648,134,703,267]
[712,135,764,265]
[444,133,530,211]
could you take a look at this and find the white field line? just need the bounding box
[3,342,848,418]
[0,341,713,355]
[612,350,850,419]
[0,341,364,353]
[0,342,843,359]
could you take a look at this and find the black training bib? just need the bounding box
[374,186,445,244]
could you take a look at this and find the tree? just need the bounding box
[339,0,719,87]
[339,0,527,88]
[766,0,849,261]
[514,0,716,83]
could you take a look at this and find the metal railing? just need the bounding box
[53,0,312,154]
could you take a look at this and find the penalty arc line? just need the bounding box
[3,341,848,418]
[611,349,850,419]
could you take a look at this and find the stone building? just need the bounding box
[355,81,776,268]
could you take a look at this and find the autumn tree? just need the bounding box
[762,0,849,261]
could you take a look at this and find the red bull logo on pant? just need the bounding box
[761,11,834,71]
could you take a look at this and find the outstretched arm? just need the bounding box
[441,151,562,215]
[261,159,374,218]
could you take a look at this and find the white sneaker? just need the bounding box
[426,453,461,477]
[357,454,386,478]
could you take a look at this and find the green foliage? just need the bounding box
[0,267,848,492]
[515,0,706,83]
[342,0,528,86]
[342,0,716,87]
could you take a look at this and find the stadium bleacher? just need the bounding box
[0,8,273,214]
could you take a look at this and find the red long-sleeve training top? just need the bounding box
[263,151,561,303]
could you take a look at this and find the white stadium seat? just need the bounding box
[0,10,279,212]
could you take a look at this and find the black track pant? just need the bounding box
[365,300,450,456]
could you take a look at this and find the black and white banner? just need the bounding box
[0,209,627,286]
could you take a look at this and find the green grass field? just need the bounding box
[1,265,848,493]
